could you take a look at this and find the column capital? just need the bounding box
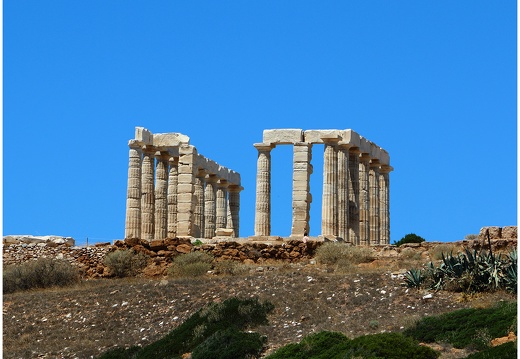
[349,147,361,155]
[380,164,394,173]
[142,145,157,154]
[320,135,340,144]
[359,153,371,162]
[338,143,352,150]
[369,159,380,169]
[196,168,208,178]
[128,140,143,150]
[254,143,276,151]
[228,184,244,193]
[217,179,228,188]
[205,173,219,183]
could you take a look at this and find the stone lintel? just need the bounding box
[263,129,303,144]
[304,130,342,144]
[135,127,153,145]
[153,132,190,147]
[339,129,361,147]
[359,137,371,154]
[195,154,241,185]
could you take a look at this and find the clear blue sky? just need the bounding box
[4,1,517,245]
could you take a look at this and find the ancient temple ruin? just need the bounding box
[124,127,242,240]
[253,129,393,245]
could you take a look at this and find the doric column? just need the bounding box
[216,179,228,230]
[337,144,350,242]
[291,142,313,237]
[254,143,275,236]
[125,141,142,239]
[321,139,339,238]
[379,165,393,244]
[203,174,217,238]
[140,146,155,241]
[167,156,178,238]
[193,170,206,238]
[369,160,380,245]
[227,184,242,237]
[348,148,360,245]
[176,145,196,237]
[154,152,169,240]
[358,153,371,245]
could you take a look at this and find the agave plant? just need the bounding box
[404,268,424,288]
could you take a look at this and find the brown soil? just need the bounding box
[3,262,516,359]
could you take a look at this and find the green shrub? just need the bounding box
[99,297,274,359]
[266,331,438,359]
[168,251,214,277]
[464,342,517,359]
[315,243,373,267]
[192,327,266,359]
[3,258,80,294]
[393,233,425,247]
[403,301,516,351]
[465,234,479,240]
[103,249,149,278]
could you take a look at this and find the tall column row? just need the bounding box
[253,143,392,245]
[124,144,242,241]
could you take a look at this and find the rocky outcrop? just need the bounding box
[3,235,75,247]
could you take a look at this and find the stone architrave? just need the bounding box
[337,144,350,242]
[154,153,169,240]
[167,156,178,238]
[291,142,312,237]
[369,160,380,245]
[321,138,339,238]
[254,144,275,236]
[141,146,156,240]
[348,148,360,245]
[379,165,392,244]
[216,179,228,230]
[358,153,370,246]
[204,174,217,238]
[176,145,196,237]
[125,142,142,239]
[228,184,242,237]
[193,170,206,238]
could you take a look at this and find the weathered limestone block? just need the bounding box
[263,129,303,144]
[501,226,517,239]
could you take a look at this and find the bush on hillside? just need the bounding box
[403,301,516,351]
[168,251,214,277]
[99,297,274,359]
[393,233,425,247]
[265,331,438,359]
[315,242,372,270]
[191,327,266,359]
[464,342,517,359]
[3,258,80,294]
[103,249,149,278]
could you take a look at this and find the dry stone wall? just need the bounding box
[3,226,516,278]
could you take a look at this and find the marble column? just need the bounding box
[167,157,178,238]
[125,142,142,239]
[203,174,217,238]
[228,184,242,237]
[254,144,274,236]
[379,165,392,244]
[154,152,169,240]
[193,170,206,238]
[369,160,380,245]
[348,148,360,245]
[140,146,156,241]
[322,139,339,238]
[337,144,350,242]
[291,142,312,237]
[216,179,228,230]
[176,145,196,237]
[359,153,371,246]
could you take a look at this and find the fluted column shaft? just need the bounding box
[228,185,242,237]
[203,175,217,238]
[359,153,370,245]
[216,180,228,230]
[154,153,169,240]
[337,144,350,242]
[141,147,156,241]
[125,143,142,239]
[176,145,196,237]
[291,143,313,237]
[348,149,360,245]
[167,157,178,238]
[322,140,338,238]
[379,165,392,244]
[254,144,274,236]
[369,161,380,245]
[193,171,206,238]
